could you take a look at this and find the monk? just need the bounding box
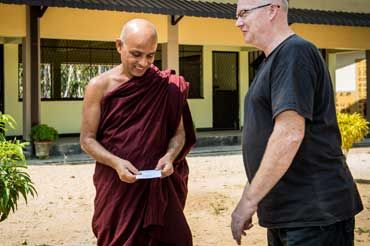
[80,19,196,246]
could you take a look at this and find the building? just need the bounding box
[0,0,370,139]
[335,53,367,115]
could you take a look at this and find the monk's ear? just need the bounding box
[115,39,123,53]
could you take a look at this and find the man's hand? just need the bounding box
[114,159,139,183]
[231,197,257,245]
[155,153,174,178]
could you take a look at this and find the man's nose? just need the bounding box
[235,17,244,27]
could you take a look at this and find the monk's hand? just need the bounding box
[231,197,257,245]
[114,159,139,183]
[155,153,174,178]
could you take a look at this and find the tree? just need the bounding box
[0,112,37,222]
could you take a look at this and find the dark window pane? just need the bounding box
[154,45,162,70]
[179,45,203,98]
[248,50,264,86]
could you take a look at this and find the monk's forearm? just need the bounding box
[243,124,304,207]
[165,117,186,162]
[81,136,121,169]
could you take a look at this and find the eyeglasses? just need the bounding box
[236,3,280,19]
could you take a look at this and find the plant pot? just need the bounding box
[34,141,53,159]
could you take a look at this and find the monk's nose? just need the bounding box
[138,57,149,67]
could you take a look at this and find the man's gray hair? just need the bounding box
[261,0,288,12]
[279,0,289,12]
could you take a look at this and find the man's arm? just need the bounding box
[155,116,186,177]
[231,110,305,244]
[80,78,138,183]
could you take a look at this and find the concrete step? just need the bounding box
[50,141,82,156]
[194,134,241,147]
[31,131,242,157]
[353,138,370,148]
[25,131,242,161]
[24,130,370,163]
[27,145,243,165]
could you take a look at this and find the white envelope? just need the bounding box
[136,170,162,179]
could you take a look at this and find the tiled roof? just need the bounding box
[288,8,370,27]
[1,0,370,27]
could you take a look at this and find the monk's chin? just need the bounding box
[131,70,148,77]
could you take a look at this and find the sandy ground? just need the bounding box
[0,154,369,246]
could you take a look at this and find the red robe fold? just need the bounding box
[92,65,196,246]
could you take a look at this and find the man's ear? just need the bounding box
[115,39,122,53]
[269,5,279,21]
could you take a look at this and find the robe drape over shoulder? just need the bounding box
[92,65,196,246]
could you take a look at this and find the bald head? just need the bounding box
[115,19,158,78]
[120,18,158,44]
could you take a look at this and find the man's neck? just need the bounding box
[262,28,295,57]
[109,64,132,85]
[118,64,133,81]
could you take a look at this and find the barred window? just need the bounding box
[18,63,52,99]
[18,39,200,100]
[18,39,121,100]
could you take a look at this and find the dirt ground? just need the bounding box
[0,154,369,246]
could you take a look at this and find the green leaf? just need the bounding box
[0,113,37,222]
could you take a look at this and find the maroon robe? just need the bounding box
[92,65,196,246]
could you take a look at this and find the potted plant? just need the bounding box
[337,112,369,156]
[0,112,37,221]
[30,124,59,159]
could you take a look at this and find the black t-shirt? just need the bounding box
[242,35,363,228]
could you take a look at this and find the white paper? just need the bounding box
[136,170,162,179]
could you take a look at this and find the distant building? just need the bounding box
[336,59,367,116]
[1,0,370,138]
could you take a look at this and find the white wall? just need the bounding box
[335,51,366,92]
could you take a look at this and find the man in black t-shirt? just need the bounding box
[231,0,363,245]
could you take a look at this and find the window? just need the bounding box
[18,40,200,99]
[19,39,121,100]
[18,63,52,99]
[248,50,264,86]
[179,45,203,98]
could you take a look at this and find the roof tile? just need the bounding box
[0,0,369,27]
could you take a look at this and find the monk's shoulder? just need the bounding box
[87,67,117,95]
[168,73,189,96]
